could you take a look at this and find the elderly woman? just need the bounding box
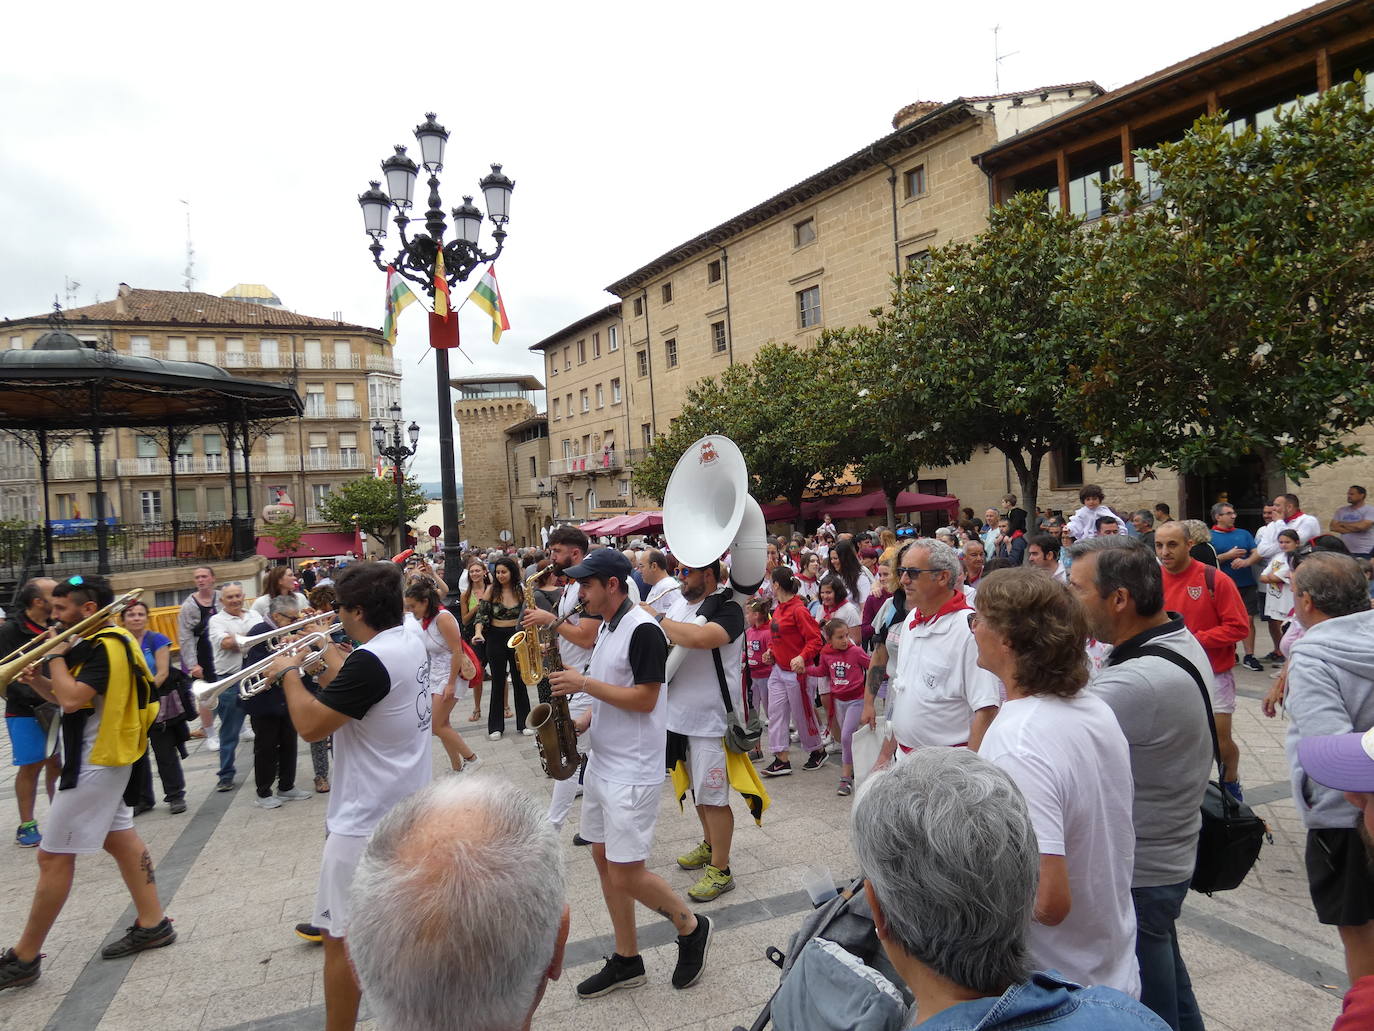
[1180,519,1218,568]
[972,568,1139,996]
[853,748,1165,1030]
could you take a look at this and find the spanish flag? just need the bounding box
[433,249,450,318]
[428,249,459,349]
[468,264,511,344]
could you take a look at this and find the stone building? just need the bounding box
[450,374,544,547]
[0,284,401,530]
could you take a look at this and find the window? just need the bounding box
[906,250,931,271]
[903,164,927,199]
[167,336,187,361]
[203,432,223,471]
[664,338,678,368]
[563,347,571,371]
[176,488,197,518]
[205,487,226,520]
[334,340,352,367]
[305,384,325,416]
[552,398,561,420]
[707,260,721,283]
[595,383,604,408]
[130,335,151,357]
[577,339,586,364]
[567,495,576,517]
[592,332,601,359]
[797,285,821,328]
[562,439,573,461]
[336,382,357,418]
[565,393,573,419]
[633,297,644,317]
[610,377,622,404]
[312,483,330,513]
[641,423,652,447]
[225,338,245,367]
[266,433,286,459]
[529,456,537,479]
[1051,442,1085,489]
[711,321,727,354]
[197,337,216,363]
[304,339,322,368]
[549,355,557,377]
[339,432,358,465]
[260,338,278,366]
[580,389,589,413]
[136,435,159,459]
[309,432,328,465]
[636,350,648,377]
[661,282,673,304]
[9,336,22,350]
[586,487,598,510]
[140,490,163,524]
[608,326,618,352]
[618,478,630,497]
[794,217,816,247]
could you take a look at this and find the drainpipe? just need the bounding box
[871,146,901,279]
[721,246,735,366]
[642,289,657,437]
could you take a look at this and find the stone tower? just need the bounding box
[451,374,543,548]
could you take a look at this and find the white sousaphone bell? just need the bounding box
[660,435,768,682]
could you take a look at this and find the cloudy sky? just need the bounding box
[1,0,1303,481]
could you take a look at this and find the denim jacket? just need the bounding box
[915,972,1168,1031]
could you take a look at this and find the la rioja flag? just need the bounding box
[468,264,511,344]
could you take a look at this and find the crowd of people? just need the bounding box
[1,482,1373,1030]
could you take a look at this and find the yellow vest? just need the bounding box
[72,626,159,767]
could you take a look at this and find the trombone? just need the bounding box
[234,612,340,652]
[0,589,144,699]
[191,632,332,707]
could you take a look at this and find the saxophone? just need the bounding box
[509,568,583,781]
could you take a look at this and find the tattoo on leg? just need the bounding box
[139,849,155,884]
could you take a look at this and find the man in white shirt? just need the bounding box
[639,549,682,615]
[1274,492,1321,545]
[266,560,431,1031]
[1026,534,1066,583]
[206,584,257,791]
[863,539,1001,764]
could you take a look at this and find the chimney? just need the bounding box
[892,100,943,130]
[115,282,132,316]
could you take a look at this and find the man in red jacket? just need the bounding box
[1156,522,1250,801]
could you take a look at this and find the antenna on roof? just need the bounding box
[63,276,81,308]
[179,198,196,292]
[993,25,1019,94]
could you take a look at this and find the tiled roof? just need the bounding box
[529,303,622,351]
[2,287,378,334]
[962,81,1102,103]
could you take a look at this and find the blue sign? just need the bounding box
[49,518,118,538]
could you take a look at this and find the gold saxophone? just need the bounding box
[509,569,583,781]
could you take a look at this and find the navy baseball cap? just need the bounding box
[562,548,633,584]
[1298,729,1374,793]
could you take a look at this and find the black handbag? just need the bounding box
[697,592,763,753]
[1135,646,1271,894]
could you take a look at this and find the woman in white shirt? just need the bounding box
[251,566,311,621]
[404,580,481,774]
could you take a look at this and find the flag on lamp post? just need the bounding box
[428,249,460,349]
[382,265,418,346]
[468,264,511,343]
[433,249,450,317]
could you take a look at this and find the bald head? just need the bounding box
[1153,521,1191,574]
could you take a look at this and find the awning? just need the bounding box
[256,531,359,560]
[759,490,960,523]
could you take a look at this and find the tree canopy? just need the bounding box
[318,474,429,540]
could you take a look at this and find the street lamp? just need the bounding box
[358,112,513,598]
[372,402,421,553]
[535,477,558,520]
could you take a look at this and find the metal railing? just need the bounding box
[0,518,248,578]
[366,356,403,374]
[303,401,362,420]
[548,448,645,477]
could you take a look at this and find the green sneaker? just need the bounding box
[688,864,735,902]
[676,840,712,870]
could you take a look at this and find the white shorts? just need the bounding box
[1212,670,1237,716]
[44,763,134,854]
[580,770,661,863]
[685,734,729,808]
[313,832,368,938]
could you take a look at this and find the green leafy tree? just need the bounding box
[261,517,306,556]
[318,474,429,544]
[1060,79,1374,480]
[864,191,1091,522]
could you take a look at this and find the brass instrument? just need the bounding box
[509,568,583,781]
[191,632,332,706]
[0,589,144,698]
[234,613,340,651]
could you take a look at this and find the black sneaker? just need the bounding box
[1241,654,1264,673]
[672,914,713,989]
[0,948,41,991]
[294,923,323,943]
[572,833,592,846]
[762,759,792,777]
[168,798,187,815]
[215,779,234,793]
[100,917,176,959]
[576,953,646,998]
[802,749,828,771]
[1262,651,1283,663]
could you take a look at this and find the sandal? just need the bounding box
[469,710,481,723]
[504,707,513,719]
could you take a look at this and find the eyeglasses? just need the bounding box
[897,567,940,579]
[967,612,981,629]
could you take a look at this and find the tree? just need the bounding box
[1060,79,1374,482]
[318,474,429,543]
[632,343,851,529]
[260,517,306,556]
[864,191,1092,523]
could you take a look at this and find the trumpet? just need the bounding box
[191,632,332,707]
[0,589,144,698]
[234,613,340,652]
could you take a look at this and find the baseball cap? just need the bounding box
[1298,728,1374,793]
[561,548,633,584]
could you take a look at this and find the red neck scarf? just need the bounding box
[909,591,971,627]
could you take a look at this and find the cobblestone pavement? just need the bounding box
[0,664,1351,1030]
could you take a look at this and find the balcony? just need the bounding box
[548,449,644,477]
[0,459,119,481]
[302,354,361,370]
[366,356,403,374]
[303,401,362,420]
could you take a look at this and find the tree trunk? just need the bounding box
[1002,448,1045,537]
[789,488,806,536]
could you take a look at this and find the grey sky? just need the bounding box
[0,1,1303,481]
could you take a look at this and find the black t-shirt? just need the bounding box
[0,618,47,717]
[67,638,111,696]
[317,648,391,720]
[697,591,747,644]
[627,622,668,685]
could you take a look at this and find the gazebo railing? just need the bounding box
[0,519,247,578]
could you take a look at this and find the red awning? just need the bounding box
[813,490,960,520]
[256,531,359,561]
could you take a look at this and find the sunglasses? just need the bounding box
[896,567,940,579]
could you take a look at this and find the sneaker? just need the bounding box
[1241,654,1264,673]
[460,755,483,775]
[240,729,255,743]
[254,795,283,810]
[1262,651,1284,665]
[572,833,592,846]
[275,787,312,801]
[577,953,646,998]
[314,776,330,793]
[762,759,792,777]
[1222,780,1245,803]
[132,803,155,816]
[294,923,323,944]
[100,917,176,959]
[0,947,41,991]
[837,777,853,797]
[521,728,535,736]
[487,731,502,741]
[671,914,712,989]
[216,779,234,792]
[168,799,187,815]
[677,840,713,871]
[15,822,40,848]
[204,736,220,751]
[802,749,828,772]
[688,865,735,902]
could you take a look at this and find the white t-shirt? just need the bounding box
[1068,503,1123,541]
[665,588,745,738]
[585,600,669,786]
[820,601,862,631]
[980,693,1140,997]
[207,609,257,678]
[888,603,1002,749]
[404,611,455,691]
[250,590,310,620]
[1279,512,1321,546]
[644,576,683,615]
[316,625,432,837]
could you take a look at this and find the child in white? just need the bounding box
[1066,484,1123,542]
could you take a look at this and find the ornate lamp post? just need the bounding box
[372,402,420,553]
[358,112,513,595]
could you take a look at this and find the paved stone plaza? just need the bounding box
[0,665,1353,1030]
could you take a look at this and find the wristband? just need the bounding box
[582,674,589,693]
